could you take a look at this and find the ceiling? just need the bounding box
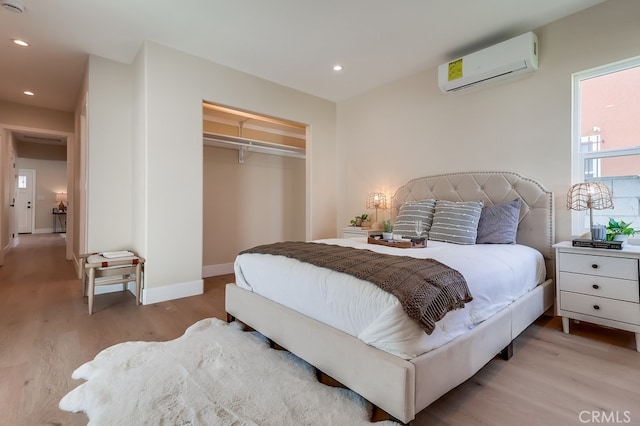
[1,0,607,113]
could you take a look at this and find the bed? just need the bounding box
[225,171,555,424]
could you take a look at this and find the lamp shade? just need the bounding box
[366,192,387,210]
[566,182,613,211]
[56,192,67,202]
[567,182,613,240]
[366,192,387,229]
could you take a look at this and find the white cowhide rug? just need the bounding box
[60,318,395,425]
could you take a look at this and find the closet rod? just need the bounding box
[203,132,305,163]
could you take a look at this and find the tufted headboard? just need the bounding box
[392,171,555,277]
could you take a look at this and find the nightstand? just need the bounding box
[341,227,379,238]
[554,241,640,351]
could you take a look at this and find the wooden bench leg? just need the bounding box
[82,265,87,296]
[88,267,95,315]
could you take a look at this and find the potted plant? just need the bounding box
[382,220,393,240]
[360,213,372,228]
[350,213,371,227]
[605,218,638,246]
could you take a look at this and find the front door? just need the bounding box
[17,169,35,234]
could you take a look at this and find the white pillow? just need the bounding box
[428,200,483,245]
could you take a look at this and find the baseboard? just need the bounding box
[141,279,203,305]
[33,228,54,234]
[73,253,83,280]
[3,237,17,252]
[9,237,18,249]
[202,262,234,277]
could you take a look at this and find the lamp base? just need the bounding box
[58,202,65,211]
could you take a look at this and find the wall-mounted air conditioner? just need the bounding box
[438,31,538,93]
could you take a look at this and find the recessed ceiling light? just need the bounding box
[332,65,343,71]
[23,91,34,96]
[12,38,29,47]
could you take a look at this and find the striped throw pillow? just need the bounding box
[429,200,484,245]
[393,199,436,237]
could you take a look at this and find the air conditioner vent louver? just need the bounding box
[446,69,521,92]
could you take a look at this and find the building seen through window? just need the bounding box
[573,59,640,235]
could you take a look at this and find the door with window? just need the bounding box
[16,169,35,234]
[572,58,640,236]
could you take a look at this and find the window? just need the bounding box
[571,57,640,236]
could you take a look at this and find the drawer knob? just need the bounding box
[592,284,599,290]
[591,264,599,269]
[593,305,600,310]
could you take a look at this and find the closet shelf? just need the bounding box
[203,132,305,163]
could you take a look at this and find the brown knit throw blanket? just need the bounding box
[240,241,473,334]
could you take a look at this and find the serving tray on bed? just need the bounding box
[367,236,427,248]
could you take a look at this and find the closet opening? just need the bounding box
[201,102,307,278]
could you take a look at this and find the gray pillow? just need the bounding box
[429,200,484,245]
[393,199,436,237]
[475,199,521,244]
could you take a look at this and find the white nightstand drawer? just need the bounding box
[558,252,639,281]
[341,227,378,238]
[558,271,640,303]
[554,242,640,350]
[560,291,640,325]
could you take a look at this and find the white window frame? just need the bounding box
[571,55,640,236]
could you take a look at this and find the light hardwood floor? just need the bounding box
[1,234,638,426]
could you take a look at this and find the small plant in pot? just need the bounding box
[382,220,394,240]
[605,218,638,245]
[350,213,370,227]
[359,213,372,228]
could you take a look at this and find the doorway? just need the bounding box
[16,169,35,234]
[2,128,72,263]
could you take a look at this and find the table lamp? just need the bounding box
[366,192,387,230]
[566,182,613,240]
[56,192,67,211]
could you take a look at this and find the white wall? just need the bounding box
[83,42,337,303]
[336,0,640,244]
[202,145,306,275]
[86,56,133,252]
[0,131,15,260]
[131,42,147,267]
[138,41,335,297]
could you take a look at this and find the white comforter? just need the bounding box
[234,238,546,359]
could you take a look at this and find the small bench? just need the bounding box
[80,251,145,314]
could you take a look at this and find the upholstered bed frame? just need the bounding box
[225,171,555,424]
